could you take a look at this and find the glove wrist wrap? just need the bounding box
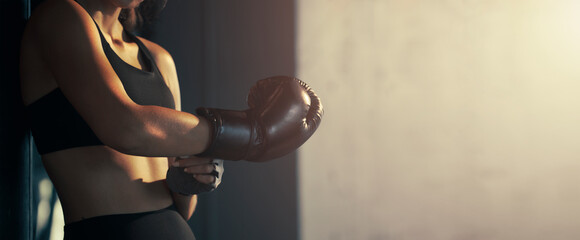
[195,108,259,160]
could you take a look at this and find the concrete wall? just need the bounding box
[298,1,580,239]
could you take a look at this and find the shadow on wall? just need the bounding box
[1,0,65,239]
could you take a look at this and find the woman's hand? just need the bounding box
[166,156,224,195]
[172,156,222,185]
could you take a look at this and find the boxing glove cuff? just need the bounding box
[195,108,257,160]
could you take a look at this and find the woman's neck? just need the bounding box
[75,0,124,39]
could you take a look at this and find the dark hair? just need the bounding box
[118,0,167,32]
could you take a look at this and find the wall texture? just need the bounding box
[298,0,580,239]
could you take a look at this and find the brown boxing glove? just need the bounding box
[196,76,323,162]
[166,76,323,195]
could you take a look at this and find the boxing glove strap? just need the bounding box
[195,108,256,160]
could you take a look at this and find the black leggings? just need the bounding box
[64,205,195,240]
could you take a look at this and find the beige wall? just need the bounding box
[298,1,580,239]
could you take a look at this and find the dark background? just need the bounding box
[0,0,297,239]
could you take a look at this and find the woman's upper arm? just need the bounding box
[27,0,210,157]
[30,0,139,146]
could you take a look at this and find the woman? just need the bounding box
[20,0,322,239]
[20,0,216,239]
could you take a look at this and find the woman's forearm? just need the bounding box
[105,105,211,157]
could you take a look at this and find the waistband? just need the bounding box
[65,204,177,230]
[63,204,195,240]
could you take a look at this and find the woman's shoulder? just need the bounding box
[136,37,180,105]
[137,37,175,66]
[137,37,177,79]
[30,0,87,21]
[26,0,97,37]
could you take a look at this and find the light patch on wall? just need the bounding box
[298,0,580,239]
[36,178,53,235]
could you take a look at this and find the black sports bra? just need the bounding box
[27,19,175,155]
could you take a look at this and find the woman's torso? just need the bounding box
[41,148,173,224]
[20,0,174,224]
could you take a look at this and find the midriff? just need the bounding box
[41,145,173,224]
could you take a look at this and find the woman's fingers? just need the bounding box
[173,156,212,167]
[192,174,216,185]
[173,156,218,184]
[166,158,224,195]
[185,163,217,184]
[184,163,215,175]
